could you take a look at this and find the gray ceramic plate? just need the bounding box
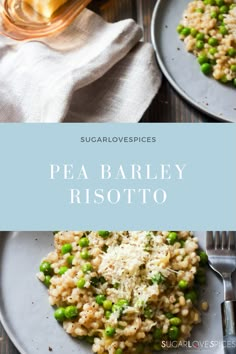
[0,231,228,354]
[151,0,236,122]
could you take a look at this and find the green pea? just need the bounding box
[170,317,182,326]
[117,299,129,307]
[103,300,113,310]
[77,278,86,288]
[198,55,209,65]
[180,240,185,248]
[44,275,51,287]
[219,5,229,14]
[220,75,228,83]
[208,37,218,46]
[167,232,178,245]
[112,299,128,315]
[105,326,116,337]
[218,13,224,21]
[219,25,228,35]
[190,28,198,37]
[233,78,236,86]
[177,24,184,34]
[185,290,198,303]
[209,47,217,55]
[211,11,218,18]
[227,48,236,57]
[40,261,53,275]
[201,63,212,75]
[82,262,93,273]
[112,304,121,313]
[178,279,189,290]
[98,231,110,238]
[67,255,74,266]
[196,8,204,13]
[216,0,224,6]
[196,33,205,41]
[105,310,111,319]
[199,251,208,265]
[209,0,216,4]
[115,349,123,354]
[196,40,204,50]
[229,64,236,73]
[230,4,236,10]
[96,294,106,305]
[59,266,68,275]
[64,306,78,319]
[153,343,162,351]
[181,27,191,36]
[79,237,89,248]
[80,249,90,260]
[61,243,72,255]
[54,307,66,322]
[153,328,162,340]
[168,326,180,340]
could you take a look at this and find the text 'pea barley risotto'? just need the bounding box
[178,0,236,85]
[37,231,208,354]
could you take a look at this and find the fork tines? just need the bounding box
[207,231,236,250]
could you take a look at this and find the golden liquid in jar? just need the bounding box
[0,0,91,39]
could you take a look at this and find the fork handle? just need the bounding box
[221,301,236,354]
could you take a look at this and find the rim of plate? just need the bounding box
[0,236,27,354]
[151,0,232,123]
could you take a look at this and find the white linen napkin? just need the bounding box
[0,8,162,122]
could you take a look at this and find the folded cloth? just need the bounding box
[0,8,161,122]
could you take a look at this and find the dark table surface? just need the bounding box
[0,1,219,354]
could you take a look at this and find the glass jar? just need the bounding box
[0,0,91,40]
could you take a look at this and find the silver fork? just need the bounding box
[206,231,236,354]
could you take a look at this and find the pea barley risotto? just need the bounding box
[37,231,208,353]
[178,0,236,85]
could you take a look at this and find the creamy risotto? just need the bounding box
[178,0,236,85]
[37,231,208,354]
